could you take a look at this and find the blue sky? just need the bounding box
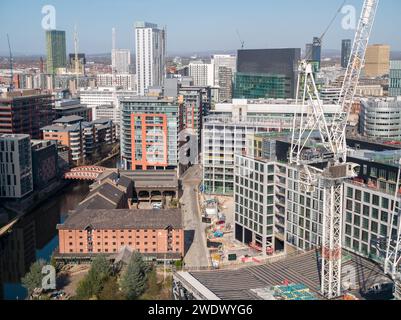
[0,0,400,55]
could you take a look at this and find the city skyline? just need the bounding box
[0,0,400,55]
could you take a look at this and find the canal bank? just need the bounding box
[1,155,120,300]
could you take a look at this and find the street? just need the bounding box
[180,165,210,268]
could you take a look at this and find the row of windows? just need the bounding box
[68,241,181,247]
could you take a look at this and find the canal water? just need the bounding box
[2,156,120,300]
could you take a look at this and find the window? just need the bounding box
[347,187,353,198]
[372,208,379,219]
[371,221,378,233]
[373,195,380,206]
[382,198,389,210]
[381,211,388,223]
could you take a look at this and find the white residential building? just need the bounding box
[135,22,166,96]
[79,87,137,123]
[93,104,120,123]
[203,99,341,195]
[188,61,214,87]
[96,73,136,91]
[0,134,33,198]
[234,146,401,261]
[112,49,131,74]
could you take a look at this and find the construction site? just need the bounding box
[174,0,401,301]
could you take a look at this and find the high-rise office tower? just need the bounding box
[112,49,131,74]
[312,37,322,68]
[305,43,313,60]
[46,30,67,75]
[135,22,166,96]
[341,39,352,69]
[389,60,401,97]
[365,44,391,77]
[234,48,301,99]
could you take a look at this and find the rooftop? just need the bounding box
[187,250,391,300]
[0,133,30,140]
[57,209,182,230]
[53,115,84,124]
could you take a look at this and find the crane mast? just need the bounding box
[331,0,379,163]
[384,159,401,300]
[290,0,379,299]
[74,26,80,94]
[7,34,14,92]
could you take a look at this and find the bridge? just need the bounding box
[63,166,108,181]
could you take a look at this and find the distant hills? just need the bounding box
[1,50,401,60]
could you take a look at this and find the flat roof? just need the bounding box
[58,209,183,230]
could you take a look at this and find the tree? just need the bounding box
[75,255,111,300]
[98,277,125,300]
[120,252,147,300]
[21,259,46,296]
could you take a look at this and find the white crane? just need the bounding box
[290,0,379,299]
[384,160,401,300]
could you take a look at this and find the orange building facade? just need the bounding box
[131,114,169,170]
[57,209,184,260]
[59,228,184,256]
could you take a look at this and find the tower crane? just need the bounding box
[7,34,14,92]
[290,0,379,299]
[384,160,401,300]
[236,29,245,50]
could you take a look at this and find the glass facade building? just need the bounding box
[312,37,321,68]
[46,30,67,75]
[233,73,289,99]
[341,39,352,69]
[389,61,401,97]
[235,48,301,99]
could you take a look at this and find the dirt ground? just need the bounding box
[57,265,90,297]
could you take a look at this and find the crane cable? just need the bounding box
[305,0,347,61]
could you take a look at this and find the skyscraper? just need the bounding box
[341,39,352,69]
[46,30,67,75]
[112,49,131,74]
[312,37,322,67]
[305,43,313,60]
[135,22,166,96]
[365,44,390,77]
